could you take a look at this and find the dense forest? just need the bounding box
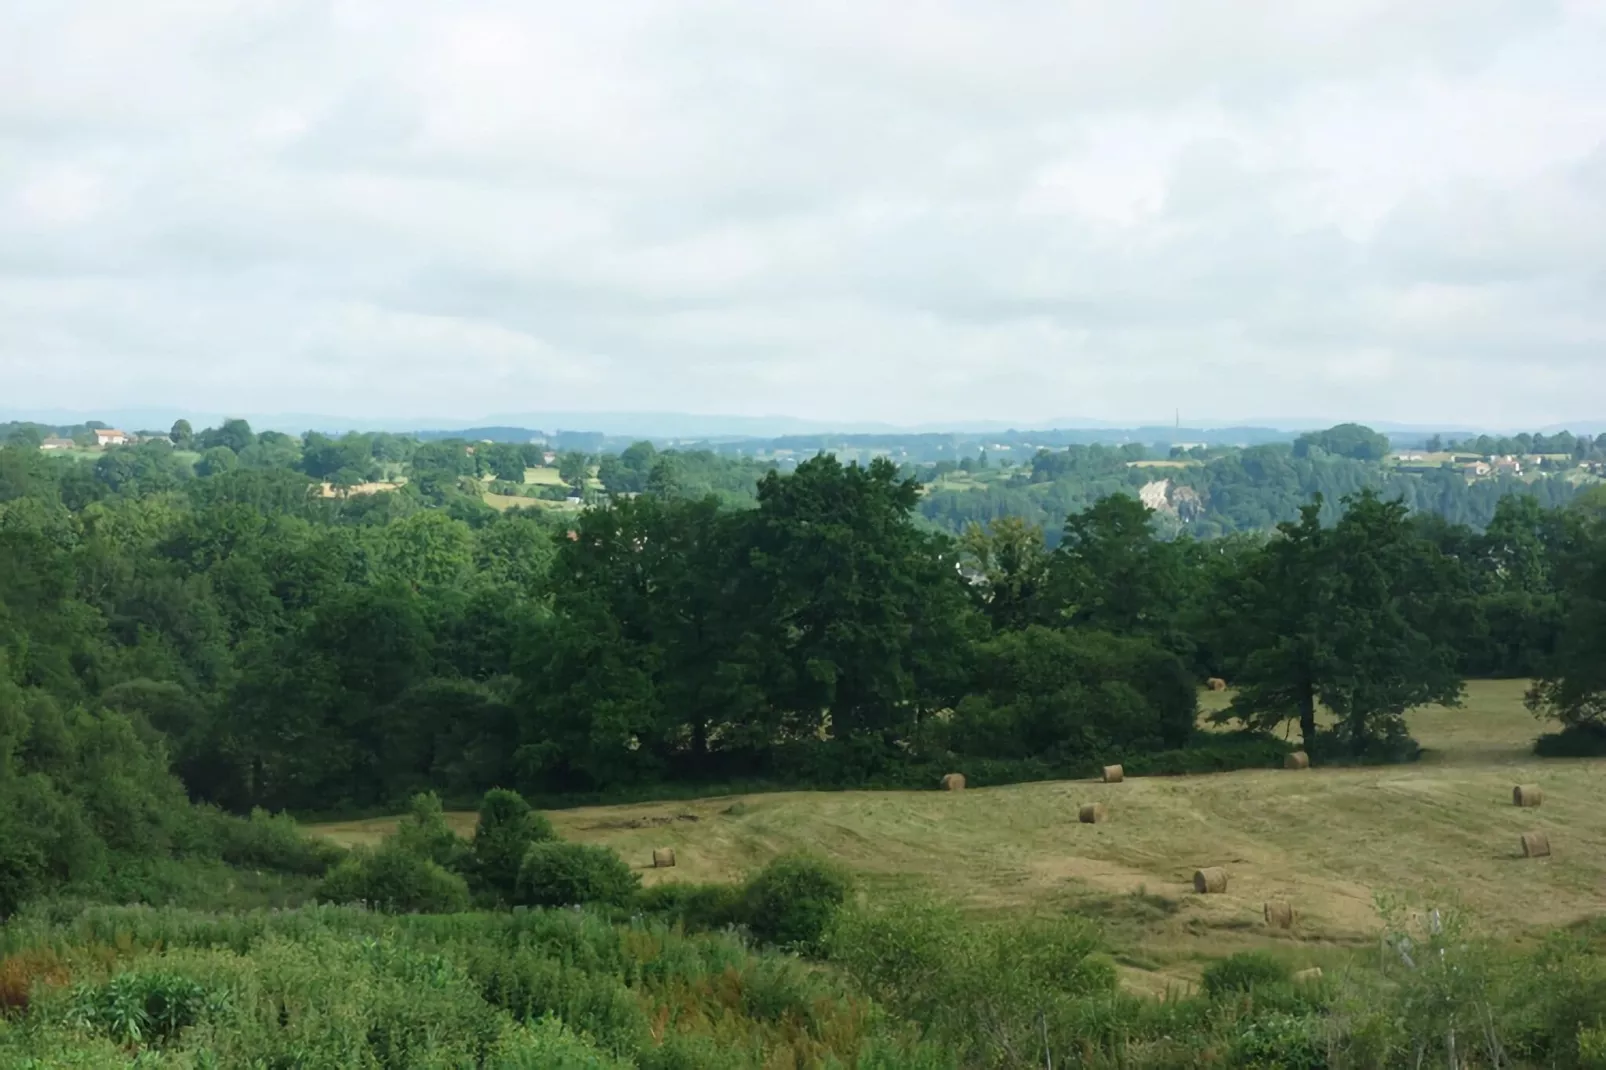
[4,420,1606,1066]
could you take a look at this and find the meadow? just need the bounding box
[312,681,1602,993]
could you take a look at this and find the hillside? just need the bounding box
[311,681,1604,991]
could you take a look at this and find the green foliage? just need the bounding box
[828,897,1118,1066]
[1534,723,1606,758]
[319,842,471,913]
[1230,1013,1329,1070]
[392,792,469,872]
[190,806,344,877]
[1201,951,1293,997]
[636,881,746,932]
[472,788,557,900]
[1219,492,1466,752]
[516,842,639,908]
[944,626,1197,762]
[66,969,213,1047]
[1294,423,1391,461]
[742,853,852,953]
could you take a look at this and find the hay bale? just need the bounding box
[1513,784,1543,808]
[1193,867,1228,894]
[1521,831,1551,858]
[1293,967,1323,984]
[1101,764,1124,784]
[1207,677,1228,692]
[652,848,676,868]
[1284,751,1310,770]
[1078,803,1107,824]
[1263,900,1294,929]
[940,773,966,792]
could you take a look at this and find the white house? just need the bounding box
[94,429,130,446]
[40,436,75,450]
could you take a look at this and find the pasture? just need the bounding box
[311,680,1599,989]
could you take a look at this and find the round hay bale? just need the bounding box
[1078,803,1107,824]
[1521,831,1551,858]
[940,773,966,792]
[1513,784,1543,808]
[1207,677,1228,692]
[1284,751,1310,771]
[1193,867,1228,894]
[1263,900,1294,929]
[1102,764,1124,784]
[652,848,676,869]
[1292,967,1323,984]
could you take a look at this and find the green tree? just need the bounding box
[195,446,239,478]
[169,420,193,449]
[1526,521,1606,730]
[557,451,589,492]
[958,516,1051,631]
[1217,492,1465,753]
[1292,423,1391,461]
[1050,495,1188,646]
[199,419,256,454]
[744,456,977,742]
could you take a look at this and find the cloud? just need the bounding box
[0,0,1603,429]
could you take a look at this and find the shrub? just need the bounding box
[945,627,1199,762]
[1534,723,1606,758]
[743,853,852,954]
[516,842,639,908]
[1230,1013,1329,1070]
[1202,951,1293,998]
[393,791,470,872]
[319,842,471,913]
[67,968,212,1047]
[191,805,344,877]
[473,788,557,899]
[636,881,746,933]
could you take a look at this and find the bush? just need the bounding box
[516,842,639,908]
[743,853,852,954]
[473,788,557,899]
[1201,951,1293,998]
[944,627,1198,762]
[1534,723,1606,758]
[66,968,212,1047]
[393,791,470,872]
[636,881,746,933]
[191,806,344,877]
[1230,1012,1329,1070]
[319,842,471,913]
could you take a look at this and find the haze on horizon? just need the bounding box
[2,1,1604,430]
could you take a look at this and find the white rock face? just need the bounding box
[1138,479,1171,511]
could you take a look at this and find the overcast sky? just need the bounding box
[3,1,1604,429]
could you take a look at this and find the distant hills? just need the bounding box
[4,407,1603,444]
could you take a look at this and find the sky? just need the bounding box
[2,1,1605,431]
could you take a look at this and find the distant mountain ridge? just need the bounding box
[4,407,1603,442]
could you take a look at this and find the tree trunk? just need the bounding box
[1298,682,1317,751]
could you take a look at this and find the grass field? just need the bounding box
[310,680,1601,990]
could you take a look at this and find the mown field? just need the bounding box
[311,680,1599,990]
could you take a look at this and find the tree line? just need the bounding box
[4,427,1606,820]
